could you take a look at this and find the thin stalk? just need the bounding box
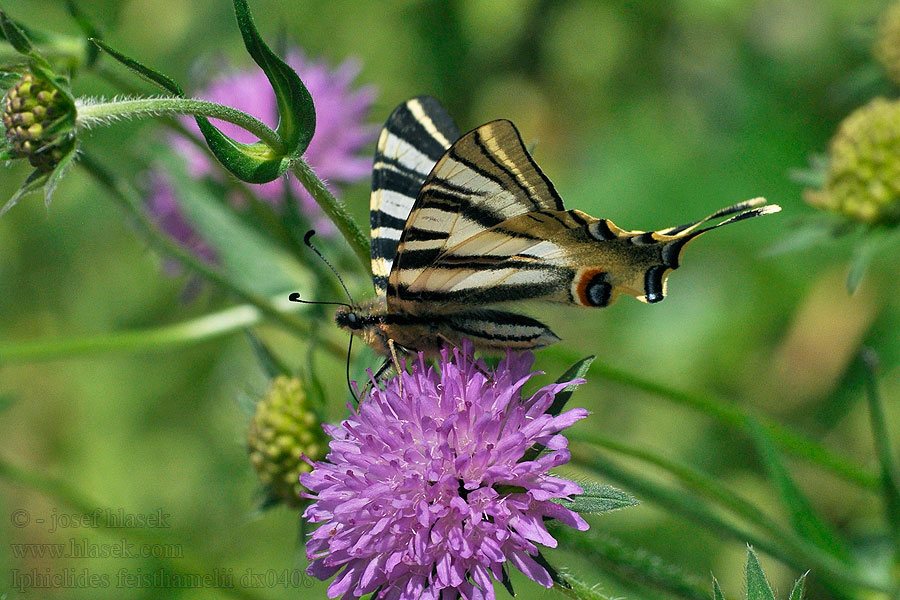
[546,346,879,491]
[0,456,269,600]
[570,442,895,596]
[76,97,285,154]
[571,433,828,564]
[0,299,346,363]
[292,160,369,271]
[78,153,311,338]
[861,349,900,581]
[551,524,709,600]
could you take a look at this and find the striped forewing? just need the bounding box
[389,120,564,306]
[369,96,460,296]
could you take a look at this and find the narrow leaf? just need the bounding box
[155,147,310,297]
[547,355,594,417]
[552,523,708,600]
[89,37,183,95]
[846,234,880,294]
[745,547,776,600]
[860,349,900,552]
[1,168,50,217]
[557,481,638,514]
[232,0,315,156]
[0,8,33,55]
[43,142,78,207]
[0,70,20,92]
[90,36,289,183]
[788,573,807,600]
[747,418,851,562]
[713,577,727,600]
[245,331,291,378]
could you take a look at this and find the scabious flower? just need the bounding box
[302,343,590,600]
[804,98,900,225]
[3,71,76,172]
[247,376,326,508]
[148,49,376,258]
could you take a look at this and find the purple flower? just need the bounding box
[301,343,590,600]
[147,49,376,257]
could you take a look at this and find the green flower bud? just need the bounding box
[805,98,900,225]
[247,376,325,507]
[2,72,76,172]
[876,2,900,86]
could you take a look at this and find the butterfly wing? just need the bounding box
[370,96,460,297]
[408,200,780,308]
[389,119,564,309]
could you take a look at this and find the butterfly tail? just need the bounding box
[635,198,780,303]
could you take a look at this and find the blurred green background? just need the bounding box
[2,0,899,598]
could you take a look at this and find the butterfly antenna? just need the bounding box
[304,230,355,304]
[346,334,359,403]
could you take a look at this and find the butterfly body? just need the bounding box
[336,96,780,358]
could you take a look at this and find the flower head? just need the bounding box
[170,50,376,231]
[302,343,589,600]
[247,376,326,508]
[805,98,900,225]
[3,71,76,172]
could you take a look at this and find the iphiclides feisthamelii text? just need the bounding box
[334,96,780,357]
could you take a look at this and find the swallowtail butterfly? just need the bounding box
[335,97,780,357]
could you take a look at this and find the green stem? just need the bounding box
[0,297,344,362]
[551,524,708,600]
[554,572,613,600]
[861,349,900,581]
[0,456,269,600]
[545,347,879,491]
[76,97,285,154]
[78,153,311,338]
[570,442,895,596]
[292,160,370,271]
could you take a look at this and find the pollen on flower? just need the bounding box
[301,342,590,600]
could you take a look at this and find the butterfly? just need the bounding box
[335,96,780,358]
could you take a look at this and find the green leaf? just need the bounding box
[747,418,852,563]
[42,142,77,208]
[846,233,881,294]
[713,577,727,600]
[232,0,315,157]
[547,355,594,417]
[745,547,776,600]
[0,8,33,55]
[90,36,289,184]
[245,331,291,379]
[155,147,311,297]
[557,481,638,514]
[1,168,50,217]
[65,1,101,68]
[0,70,19,92]
[860,349,900,553]
[89,37,183,95]
[788,573,807,600]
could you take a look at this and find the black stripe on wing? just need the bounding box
[370,96,461,295]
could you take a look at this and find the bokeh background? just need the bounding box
[2,0,899,598]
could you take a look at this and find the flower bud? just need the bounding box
[2,72,76,172]
[805,98,900,225]
[247,376,325,507]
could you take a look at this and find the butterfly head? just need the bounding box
[334,305,364,331]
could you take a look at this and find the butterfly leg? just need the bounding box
[387,338,405,395]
